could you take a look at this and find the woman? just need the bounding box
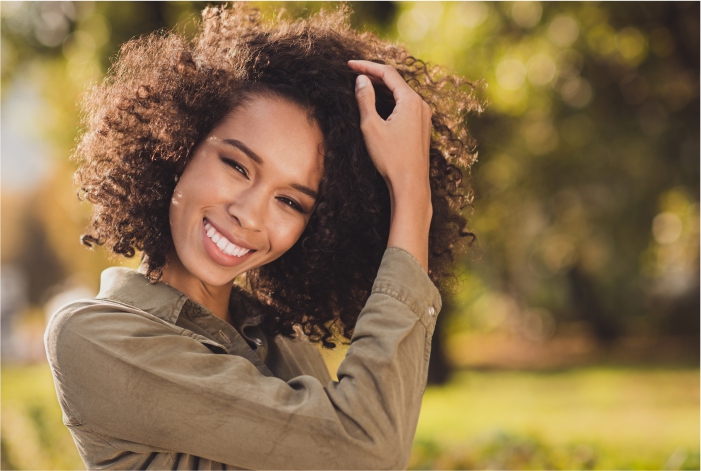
[45,4,479,469]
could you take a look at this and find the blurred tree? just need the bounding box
[394,2,699,358]
[2,3,698,382]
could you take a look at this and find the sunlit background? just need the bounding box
[1,2,699,470]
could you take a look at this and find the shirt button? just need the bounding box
[428,306,435,316]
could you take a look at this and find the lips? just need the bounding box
[201,218,256,267]
[204,220,251,257]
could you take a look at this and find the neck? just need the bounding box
[156,252,233,322]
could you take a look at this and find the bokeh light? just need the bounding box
[1,2,698,470]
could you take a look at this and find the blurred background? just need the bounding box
[1,2,698,469]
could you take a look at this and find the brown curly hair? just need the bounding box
[74,4,481,347]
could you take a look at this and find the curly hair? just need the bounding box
[74,4,482,347]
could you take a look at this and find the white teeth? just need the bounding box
[204,220,252,257]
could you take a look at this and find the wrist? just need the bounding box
[387,179,432,218]
[390,198,432,234]
[386,184,432,273]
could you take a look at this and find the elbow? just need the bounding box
[367,449,410,470]
[348,436,411,470]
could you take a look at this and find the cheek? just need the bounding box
[168,186,193,256]
[170,165,227,221]
[169,174,214,247]
[169,181,199,230]
[267,215,309,253]
[169,186,186,234]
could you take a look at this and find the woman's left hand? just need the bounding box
[347,59,433,272]
[347,60,432,199]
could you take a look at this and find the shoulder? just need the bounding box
[44,299,111,360]
[44,298,178,369]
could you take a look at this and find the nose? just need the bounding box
[227,185,265,232]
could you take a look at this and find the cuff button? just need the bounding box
[428,306,436,316]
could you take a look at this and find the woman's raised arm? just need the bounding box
[348,60,433,272]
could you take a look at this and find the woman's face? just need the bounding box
[168,95,324,287]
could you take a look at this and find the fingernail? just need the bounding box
[356,75,368,91]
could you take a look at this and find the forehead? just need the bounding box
[208,95,325,180]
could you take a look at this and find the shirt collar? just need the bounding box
[96,267,189,324]
[95,267,266,344]
[95,267,275,377]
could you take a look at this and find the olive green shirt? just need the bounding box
[44,247,442,470]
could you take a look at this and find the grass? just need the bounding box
[410,367,700,470]
[1,364,84,470]
[1,364,698,470]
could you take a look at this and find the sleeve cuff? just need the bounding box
[371,246,442,335]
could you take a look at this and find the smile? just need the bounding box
[204,220,252,257]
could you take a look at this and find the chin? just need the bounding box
[196,259,250,287]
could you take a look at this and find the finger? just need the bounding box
[348,60,415,103]
[354,74,380,126]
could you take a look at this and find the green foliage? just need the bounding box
[412,367,700,470]
[3,1,697,344]
[1,365,83,469]
[2,365,698,470]
[410,433,701,470]
[411,433,599,470]
[3,0,699,342]
[391,2,699,342]
[0,3,698,468]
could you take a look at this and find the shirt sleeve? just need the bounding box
[44,246,442,470]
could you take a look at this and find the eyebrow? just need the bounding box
[222,139,263,164]
[291,183,318,201]
[221,138,319,201]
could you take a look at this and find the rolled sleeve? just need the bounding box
[372,246,442,335]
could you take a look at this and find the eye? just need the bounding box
[220,156,248,178]
[277,197,304,213]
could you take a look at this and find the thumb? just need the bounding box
[355,75,379,124]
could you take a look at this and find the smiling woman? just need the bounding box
[44,3,480,469]
[165,97,325,321]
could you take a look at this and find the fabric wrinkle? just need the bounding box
[44,247,440,469]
